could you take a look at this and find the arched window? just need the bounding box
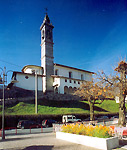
[73,87,77,92]
[69,86,73,94]
[64,86,69,94]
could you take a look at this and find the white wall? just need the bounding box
[24,68,43,75]
[53,77,82,94]
[14,73,43,91]
[53,66,93,94]
[60,78,81,94]
[54,66,92,81]
[53,77,60,93]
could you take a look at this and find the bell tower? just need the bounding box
[40,14,54,93]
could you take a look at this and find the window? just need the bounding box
[55,69,58,75]
[78,81,80,84]
[42,30,44,39]
[55,87,58,94]
[74,81,76,84]
[69,86,73,94]
[13,73,17,80]
[73,87,77,92]
[81,74,84,80]
[73,116,76,119]
[25,76,29,79]
[68,117,72,119]
[64,86,69,94]
[69,72,72,78]
[65,79,67,82]
[32,70,35,74]
[70,80,72,83]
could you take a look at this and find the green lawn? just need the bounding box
[95,100,120,112]
[0,99,126,115]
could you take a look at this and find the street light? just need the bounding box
[0,67,6,140]
[35,71,38,114]
[0,67,15,140]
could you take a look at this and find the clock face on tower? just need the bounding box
[46,29,52,39]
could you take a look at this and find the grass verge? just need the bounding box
[0,99,126,115]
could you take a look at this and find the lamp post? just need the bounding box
[0,67,14,140]
[0,67,6,140]
[35,71,38,114]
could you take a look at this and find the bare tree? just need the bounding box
[74,79,112,121]
[98,60,127,126]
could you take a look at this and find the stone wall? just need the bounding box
[43,93,81,101]
[0,92,81,105]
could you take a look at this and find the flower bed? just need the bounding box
[56,124,119,150]
[61,124,112,138]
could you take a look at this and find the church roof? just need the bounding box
[12,71,45,77]
[54,63,94,74]
[44,14,50,23]
[12,71,45,78]
[40,14,54,30]
[22,65,43,73]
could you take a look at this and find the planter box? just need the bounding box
[56,132,119,150]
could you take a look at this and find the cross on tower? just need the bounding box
[45,8,48,15]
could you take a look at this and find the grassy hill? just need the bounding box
[0,99,126,115]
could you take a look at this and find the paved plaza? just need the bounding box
[0,131,127,150]
[0,132,99,150]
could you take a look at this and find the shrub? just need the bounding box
[61,124,112,138]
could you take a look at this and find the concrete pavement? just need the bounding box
[0,132,99,150]
[0,132,127,150]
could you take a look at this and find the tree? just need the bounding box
[74,79,112,121]
[98,60,127,126]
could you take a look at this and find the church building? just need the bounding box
[11,14,94,94]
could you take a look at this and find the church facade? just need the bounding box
[11,14,94,94]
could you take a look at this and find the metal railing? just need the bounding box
[0,126,43,137]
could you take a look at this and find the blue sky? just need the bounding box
[0,0,127,84]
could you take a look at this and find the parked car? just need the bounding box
[62,115,81,123]
[17,120,41,129]
[110,116,119,120]
[42,119,57,127]
[84,117,97,121]
[97,116,109,121]
[84,117,90,121]
[109,116,119,124]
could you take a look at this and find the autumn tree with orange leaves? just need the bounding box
[74,79,112,121]
[98,60,127,126]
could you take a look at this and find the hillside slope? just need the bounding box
[0,99,126,115]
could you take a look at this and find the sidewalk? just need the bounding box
[0,132,127,150]
[0,132,99,150]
